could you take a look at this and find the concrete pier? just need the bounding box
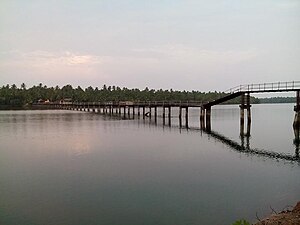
[240,93,251,137]
[293,91,300,128]
[205,107,211,132]
[185,107,189,128]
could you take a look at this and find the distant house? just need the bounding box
[59,98,72,104]
[37,99,51,104]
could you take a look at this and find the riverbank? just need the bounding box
[254,201,300,225]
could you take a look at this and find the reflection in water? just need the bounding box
[240,133,250,150]
[64,106,300,162]
[1,110,300,225]
[144,116,300,163]
[206,128,299,162]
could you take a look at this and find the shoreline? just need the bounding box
[254,201,300,225]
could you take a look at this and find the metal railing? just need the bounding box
[225,81,300,94]
[69,100,204,106]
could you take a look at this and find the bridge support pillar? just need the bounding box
[240,94,245,136]
[179,107,182,128]
[122,106,125,119]
[163,107,166,125]
[154,107,157,123]
[293,90,300,129]
[185,107,189,128]
[148,107,152,120]
[133,107,135,119]
[200,107,205,130]
[168,106,171,126]
[179,107,182,119]
[205,107,211,132]
[240,93,251,137]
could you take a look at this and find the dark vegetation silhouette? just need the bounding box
[259,97,295,104]
[0,83,259,109]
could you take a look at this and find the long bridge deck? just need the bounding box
[34,80,300,162]
[50,81,300,109]
[36,80,300,133]
[70,101,203,108]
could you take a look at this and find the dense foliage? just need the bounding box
[0,83,259,107]
[259,97,296,104]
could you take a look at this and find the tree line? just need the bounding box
[0,83,259,108]
[259,97,296,104]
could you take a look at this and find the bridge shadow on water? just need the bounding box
[126,115,300,163]
[203,128,299,162]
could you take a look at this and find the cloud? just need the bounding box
[21,50,103,67]
[0,50,104,69]
[0,50,107,86]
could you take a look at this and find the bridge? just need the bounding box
[37,81,300,133]
[34,80,300,163]
[201,81,300,135]
[44,81,300,132]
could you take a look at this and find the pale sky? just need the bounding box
[0,0,299,92]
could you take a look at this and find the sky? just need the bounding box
[0,0,299,92]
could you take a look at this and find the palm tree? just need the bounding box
[21,83,26,90]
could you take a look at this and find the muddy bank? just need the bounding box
[254,202,300,225]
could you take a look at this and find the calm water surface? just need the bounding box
[0,104,299,225]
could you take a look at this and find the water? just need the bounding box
[0,104,299,225]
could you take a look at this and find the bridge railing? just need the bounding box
[225,81,300,93]
[69,100,204,106]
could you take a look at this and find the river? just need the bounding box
[0,103,299,225]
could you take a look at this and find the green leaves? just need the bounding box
[231,219,251,225]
